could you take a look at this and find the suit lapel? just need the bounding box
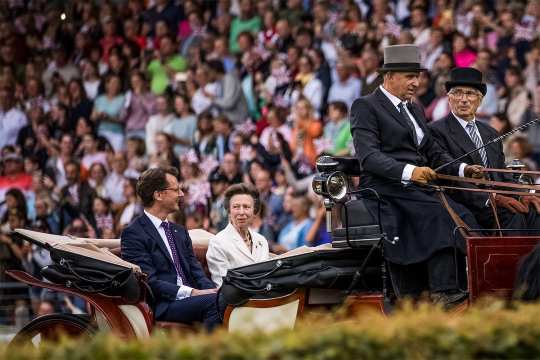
[375,89,412,131]
[447,115,484,166]
[139,214,175,267]
[375,89,418,146]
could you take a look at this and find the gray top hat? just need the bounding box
[379,44,426,73]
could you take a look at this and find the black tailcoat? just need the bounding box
[350,88,478,265]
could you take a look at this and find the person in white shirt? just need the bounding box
[206,183,270,287]
[0,80,27,150]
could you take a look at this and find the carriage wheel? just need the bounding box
[9,314,96,348]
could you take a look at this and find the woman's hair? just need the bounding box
[223,183,261,214]
[5,188,28,221]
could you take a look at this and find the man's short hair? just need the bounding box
[136,166,179,207]
[223,183,261,214]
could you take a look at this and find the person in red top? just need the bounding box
[0,153,32,203]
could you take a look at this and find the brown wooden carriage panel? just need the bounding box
[466,236,540,301]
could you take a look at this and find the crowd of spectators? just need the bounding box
[1,0,540,326]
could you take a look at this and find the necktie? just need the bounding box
[466,122,488,167]
[398,102,418,145]
[161,221,190,286]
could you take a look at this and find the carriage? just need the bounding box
[5,155,540,346]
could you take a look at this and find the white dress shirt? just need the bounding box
[379,86,466,181]
[143,210,193,299]
[452,113,483,143]
[206,223,270,287]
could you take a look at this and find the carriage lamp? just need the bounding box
[313,156,350,233]
[312,156,349,202]
[506,159,534,187]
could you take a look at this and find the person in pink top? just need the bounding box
[453,33,477,68]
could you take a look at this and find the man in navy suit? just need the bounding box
[350,45,483,307]
[121,166,221,329]
[430,67,540,231]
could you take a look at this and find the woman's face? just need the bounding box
[90,165,106,182]
[5,194,17,208]
[505,71,520,88]
[229,194,255,231]
[123,182,135,198]
[174,96,186,114]
[453,36,466,53]
[155,134,169,153]
[93,198,106,215]
[130,73,143,90]
[106,77,121,95]
[295,100,310,118]
[76,117,92,137]
[180,162,195,179]
[68,81,81,99]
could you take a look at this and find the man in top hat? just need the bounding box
[429,67,540,231]
[350,45,483,307]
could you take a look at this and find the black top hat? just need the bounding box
[378,45,427,73]
[445,67,487,95]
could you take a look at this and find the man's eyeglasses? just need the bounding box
[161,187,182,193]
[449,89,481,100]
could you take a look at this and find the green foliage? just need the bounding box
[4,300,540,359]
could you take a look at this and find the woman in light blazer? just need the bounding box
[206,183,270,287]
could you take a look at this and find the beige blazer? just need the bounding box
[206,223,270,287]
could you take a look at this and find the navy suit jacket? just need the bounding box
[121,214,215,318]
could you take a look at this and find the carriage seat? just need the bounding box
[332,198,385,248]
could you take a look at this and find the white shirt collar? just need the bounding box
[452,112,477,130]
[379,85,405,110]
[144,209,167,229]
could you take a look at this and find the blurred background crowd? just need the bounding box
[1,0,540,329]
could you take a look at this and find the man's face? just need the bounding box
[222,154,237,174]
[254,171,271,193]
[385,72,420,101]
[155,174,183,213]
[447,86,483,121]
[3,159,22,175]
[229,194,255,230]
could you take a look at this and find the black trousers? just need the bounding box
[389,248,467,297]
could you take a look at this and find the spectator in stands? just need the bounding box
[289,98,322,167]
[145,94,174,156]
[206,183,270,286]
[324,101,353,156]
[328,61,361,110]
[164,94,197,157]
[93,196,114,238]
[0,153,32,204]
[91,74,126,151]
[205,60,249,125]
[0,80,28,151]
[115,178,142,234]
[147,35,188,95]
[122,70,157,141]
[277,193,313,251]
[59,160,97,229]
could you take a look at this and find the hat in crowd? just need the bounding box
[2,153,23,163]
[379,44,426,73]
[208,170,227,183]
[445,67,487,96]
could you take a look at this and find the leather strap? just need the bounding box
[437,191,479,237]
[436,174,540,191]
[426,184,540,197]
[488,193,503,236]
[483,168,540,176]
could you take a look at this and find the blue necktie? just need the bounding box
[161,221,190,286]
